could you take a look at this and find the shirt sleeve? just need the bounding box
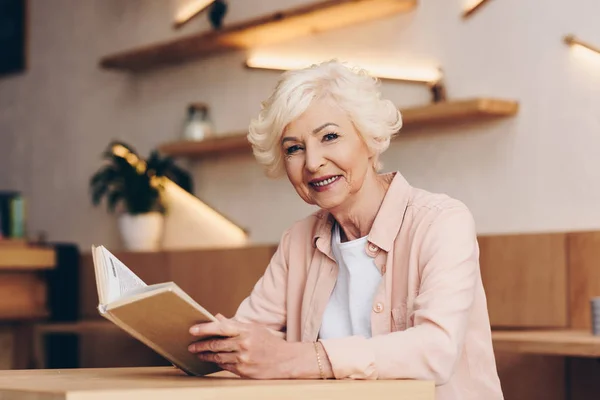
[319,204,479,384]
[232,229,290,336]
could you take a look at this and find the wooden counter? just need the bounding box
[492,329,600,357]
[0,245,55,270]
[0,244,55,320]
[0,366,434,400]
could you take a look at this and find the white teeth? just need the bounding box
[313,176,338,187]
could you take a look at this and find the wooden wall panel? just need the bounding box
[168,245,277,317]
[79,330,169,369]
[478,233,568,328]
[567,231,600,329]
[115,251,171,285]
[494,352,565,400]
[79,252,170,319]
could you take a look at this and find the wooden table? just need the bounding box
[492,329,600,357]
[0,366,435,400]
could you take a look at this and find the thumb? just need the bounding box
[214,314,241,337]
[215,313,227,321]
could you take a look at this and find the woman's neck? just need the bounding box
[330,171,390,242]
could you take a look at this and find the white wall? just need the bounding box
[0,0,599,250]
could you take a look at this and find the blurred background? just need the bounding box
[0,0,599,399]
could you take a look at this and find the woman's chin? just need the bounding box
[312,193,348,212]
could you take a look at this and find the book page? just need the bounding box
[99,246,148,304]
[91,245,107,305]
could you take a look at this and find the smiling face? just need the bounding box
[281,97,376,211]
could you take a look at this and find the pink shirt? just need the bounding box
[234,172,503,400]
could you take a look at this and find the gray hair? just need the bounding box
[248,60,403,177]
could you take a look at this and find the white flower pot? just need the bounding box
[118,212,164,251]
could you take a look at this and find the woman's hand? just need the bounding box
[188,314,311,379]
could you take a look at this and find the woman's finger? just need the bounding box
[189,320,240,338]
[197,351,239,364]
[188,337,239,354]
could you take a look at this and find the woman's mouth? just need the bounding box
[309,175,341,192]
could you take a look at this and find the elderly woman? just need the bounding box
[188,61,503,399]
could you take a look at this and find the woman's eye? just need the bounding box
[286,145,302,155]
[323,132,339,141]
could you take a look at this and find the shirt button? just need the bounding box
[373,302,384,313]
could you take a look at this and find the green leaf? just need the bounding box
[90,140,194,214]
[107,189,123,213]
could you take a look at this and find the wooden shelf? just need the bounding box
[0,246,55,270]
[160,134,250,159]
[0,239,26,247]
[159,98,519,159]
[492,329,600,358]
[100,0,417,72]
[400,98,519,127]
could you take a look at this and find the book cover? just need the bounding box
[92,245,220,376]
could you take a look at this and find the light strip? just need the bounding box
[564,34,600,57]
[463,0,491,18]
[174,0,215,29]
[245,54,442,84]
[160,180,249,248]
[110,143,248,241]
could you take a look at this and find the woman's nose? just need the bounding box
[304,146,326,173]
[304,146,325,173]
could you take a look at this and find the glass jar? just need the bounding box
[182,103,214,141]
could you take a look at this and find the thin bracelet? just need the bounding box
[314,341,326,379]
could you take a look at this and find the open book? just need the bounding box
[91,245,221,376]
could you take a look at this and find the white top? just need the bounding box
[319,223,383,340]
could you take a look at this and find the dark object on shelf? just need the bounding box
[430,80,447,103]
[0,191,25,239]
[208,0,228,30]
[0,0,27,77]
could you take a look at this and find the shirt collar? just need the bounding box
[312,171,412,254]
[367,171,412,252]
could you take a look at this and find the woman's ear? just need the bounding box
[368,148,379,163]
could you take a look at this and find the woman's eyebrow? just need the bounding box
[312,122,339,134]
[281,136,298,144]
[281,123,340,144]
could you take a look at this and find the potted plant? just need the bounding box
[90,140,193,251]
